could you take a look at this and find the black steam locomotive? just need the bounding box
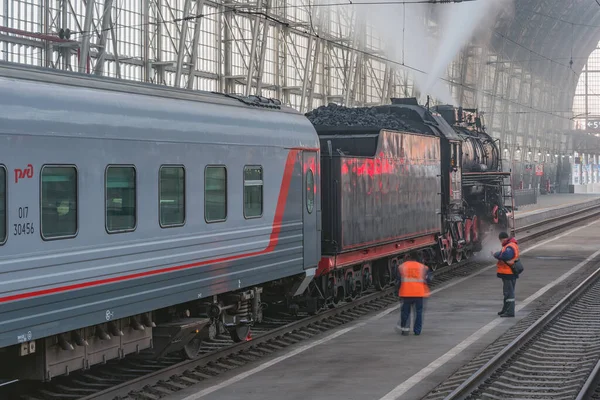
[301,98,511,308]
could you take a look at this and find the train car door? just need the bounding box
[302,151,321,270]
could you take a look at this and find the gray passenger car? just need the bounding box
[0,62,320,380]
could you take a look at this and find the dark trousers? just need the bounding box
[399,297,424,334]
[501,277,516,315]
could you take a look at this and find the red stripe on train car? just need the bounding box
[317,234,438,276]
[0,149,302,304]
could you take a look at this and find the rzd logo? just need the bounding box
[14,164,33,183]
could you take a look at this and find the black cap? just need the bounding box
[498,231,509,240]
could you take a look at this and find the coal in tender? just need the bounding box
[305,103,423,133]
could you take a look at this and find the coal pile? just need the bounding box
[305,103,421,133]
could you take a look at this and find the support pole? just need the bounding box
[223,2,232,93]
[306,38,320,110]
[109,11,121,79]
[174,0,192,88]
[299,34,313,113]
[143,0,151,82]
[78,0,95,73]
[245,0,263,96]
[343,49,356,106]
[255,0,271,94]
[61,0,69,70]
[186,0,206,89]
[381,64,390,104]
[94,0,115,76]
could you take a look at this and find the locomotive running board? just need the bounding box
[150,318,211,359]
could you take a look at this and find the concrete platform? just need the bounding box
[513,193,600,228]
[515,193,600,215]
[169,218,600,400]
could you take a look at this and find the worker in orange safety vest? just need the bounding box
[394,253,432,336]
[492,231,520,317]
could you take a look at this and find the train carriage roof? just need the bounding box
[0,62,318,149]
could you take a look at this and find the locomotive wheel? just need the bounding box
[182,334,203,359]
[355,282,363,298]
[463,249,473,259]
[373,264,389,291]
[229,325,251,342]
[454,249,463,263]
[335,285,345,304]
[443,233,453,265]
[345,273,356,301]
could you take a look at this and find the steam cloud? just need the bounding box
[316,0,514,106]
[471,224,504,264]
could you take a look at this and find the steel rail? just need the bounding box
[443,241,600,399]
[82,288,400,400]
[575,355,600,400]
[79,206,600,400]
[5,204,599,400]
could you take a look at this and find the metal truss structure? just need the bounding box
[2,0,600,166]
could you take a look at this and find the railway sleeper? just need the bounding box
[491,379,582,391]
[487,388,578,398]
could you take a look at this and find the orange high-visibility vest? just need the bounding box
[398,261,430,298]
[496,242,520,275]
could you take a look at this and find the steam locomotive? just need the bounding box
[294,98,511,312]
[0,62,509,381]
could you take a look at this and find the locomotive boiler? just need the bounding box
[433,104,511,230]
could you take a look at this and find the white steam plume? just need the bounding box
[420,0,515,104]
[322,0,515,106]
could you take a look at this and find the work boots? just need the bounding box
[500,300,515,317]
[498,300,508,315]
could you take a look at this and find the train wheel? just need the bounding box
[424,249,439,271]
[454,249,463,263]
[345,271,356,301]
[443,232,453,265]
[463,249,472,260]
[373,264,388,291]
[355,282,363,298]
[182,334,203,359]
[229,325,251,342]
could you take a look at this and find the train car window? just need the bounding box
[306,168,315,214]
[243,166,263,219]
[160,166,185,227]
[0,166,5,244]
[106,166,136,233]
[205,166,227,222]
[40,166,78,240]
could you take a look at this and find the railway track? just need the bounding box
[5,204,600,400]
[577,358,600,400]
[432,247,600,400]
[6,261,478,400]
